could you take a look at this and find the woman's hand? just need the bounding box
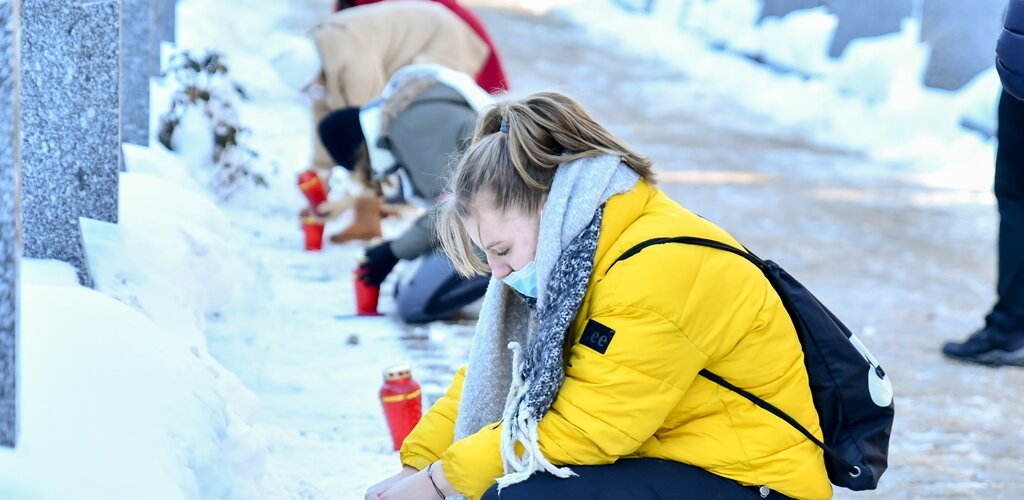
[377,461,455,500]
[364,466,418,500]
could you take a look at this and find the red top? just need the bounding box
[347,0,509,93]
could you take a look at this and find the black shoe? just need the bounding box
[942,326,1024,367]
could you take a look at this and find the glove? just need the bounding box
[358,242,400,286]
[316,196,356,221]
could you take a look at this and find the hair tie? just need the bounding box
[499,119,510,133]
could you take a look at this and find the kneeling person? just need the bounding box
[321,68,491,323]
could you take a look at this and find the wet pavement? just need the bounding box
[424,4,1024,497]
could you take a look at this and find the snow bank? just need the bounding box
[0,139,269,498]
[756,6,837,76]
[563,0,999,190]
[106,145,267,497]
[6,0,374,497]
[0,265,236,499]
[116,172,237,313]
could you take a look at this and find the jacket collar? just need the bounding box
[592,180,654,277]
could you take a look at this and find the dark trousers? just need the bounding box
[481,458,792,500]
[395,251,488,324]
[990,91,1024,335]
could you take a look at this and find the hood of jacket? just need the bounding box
[379,79,469,139]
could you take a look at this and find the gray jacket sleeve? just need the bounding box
[386,101,477,260]
[390,210,439,261]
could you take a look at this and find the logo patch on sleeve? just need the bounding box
[580,320,616,354]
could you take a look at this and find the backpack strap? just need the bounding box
[609,236,859,476]
[609,236,769,273]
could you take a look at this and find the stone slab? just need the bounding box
[921,0,1005,90]
[121,0,159,145]
[154,0,173,43]
[20,0,121,286]
[828,0,912,57]
[0,0,20,449]
[759,0,824,20]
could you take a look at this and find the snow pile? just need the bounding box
[562,0,999,190]
[2,0,361,489]
[102,145,268,494]
[0,261,259,499]
[755,7,838,75]
[1,136,269,498]
[676,0,763,50]
[5,0,445,497]
[89,184,234,323]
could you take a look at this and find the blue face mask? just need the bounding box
[502,260,538,299]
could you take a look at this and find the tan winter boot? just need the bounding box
[330,195,383,244]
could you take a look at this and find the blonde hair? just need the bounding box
[438,91,655,277]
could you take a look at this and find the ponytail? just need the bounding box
[438,91,654,277]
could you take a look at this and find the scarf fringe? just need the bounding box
[497,343,577,490]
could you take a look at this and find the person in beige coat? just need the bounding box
[271,1,490,242]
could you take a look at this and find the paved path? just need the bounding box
[208,2,1024,497]
[475,5,1024,497]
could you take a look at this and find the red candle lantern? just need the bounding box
[379,364,422,451]
[297,169,328,214]
[300,210,324,251]
[354,273,381,315]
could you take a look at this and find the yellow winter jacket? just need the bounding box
[401,181,832,500]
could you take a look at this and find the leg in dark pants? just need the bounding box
[990,90,1024,336]
[480,458,789,500]
[943,90,1024,364]
[395,251,489,324]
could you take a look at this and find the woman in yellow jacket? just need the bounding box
[365,92,832,500]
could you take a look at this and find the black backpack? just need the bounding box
[611,237,894,490]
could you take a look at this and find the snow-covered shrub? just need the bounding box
[157,51,268,198]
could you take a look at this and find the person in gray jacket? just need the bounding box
[318,72,489,323]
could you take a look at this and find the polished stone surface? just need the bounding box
[828,0,912,57]
[19,0,121,287]
[154,0,174,43]
[0,0,19,449]
[121,0,159,145]
[759,0,823,20]
[921,0,1004,90]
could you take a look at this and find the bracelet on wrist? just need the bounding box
[426,463,446,499]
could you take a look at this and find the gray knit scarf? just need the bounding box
[450,155,640,498]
